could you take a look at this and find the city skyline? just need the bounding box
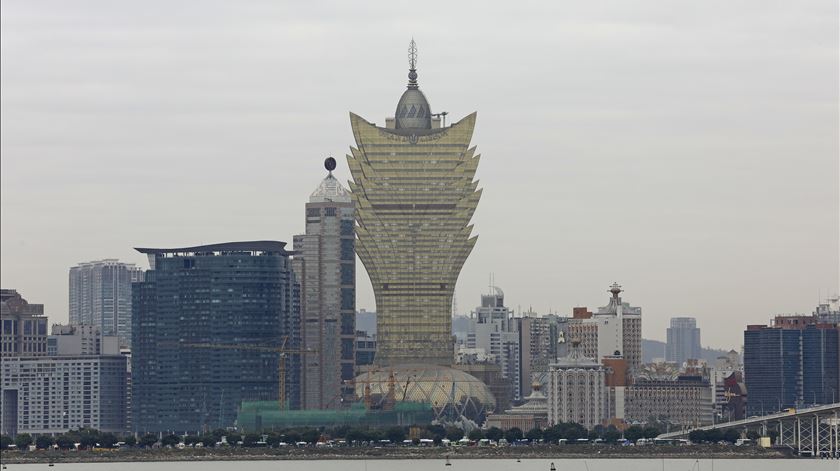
[2,1,838,350]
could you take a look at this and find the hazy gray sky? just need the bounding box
[2,1,837,349]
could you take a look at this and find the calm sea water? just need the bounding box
[2,459,836,471]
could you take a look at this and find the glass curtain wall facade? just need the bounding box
[346,45,481,366]
[131,242,301,434]
[744,327,801,415]
[802,325,840,405]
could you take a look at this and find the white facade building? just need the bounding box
[1,355,127,436]
[48,324,119,356]
[547,340,606,429]
[567,283,642,375]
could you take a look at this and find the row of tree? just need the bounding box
[687,428,765,444]
[1,422,669,451]
[0,428,125,450]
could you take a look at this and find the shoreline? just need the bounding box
[1,445,793,464]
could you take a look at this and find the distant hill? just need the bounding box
[642,338,731,364]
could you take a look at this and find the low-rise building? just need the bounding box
[625,373,713,427]
[1,354,127,436]
[485,381,548,431]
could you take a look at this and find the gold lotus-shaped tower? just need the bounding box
[347,40,481,366]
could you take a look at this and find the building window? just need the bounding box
[340,265,354,285]
[340,239,354,261]
[341,288,354,310]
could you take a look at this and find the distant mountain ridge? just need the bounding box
[642,338,732,364]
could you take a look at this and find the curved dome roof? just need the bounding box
[354,364,496,412]
[395,88,432,130]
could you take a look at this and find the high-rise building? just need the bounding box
[293,159,355,409]
[69,259,144,348]
[465,289,520,399]
[745,315,840,415]
[518,313,563,397]
[744,324,802,415]
[346,40,481,366]
[1,354,127,436]
[666,317,701,365]
[1,289,48,357]
[802,324,839,405]
[547,340,606,429]
[567,283,642,376]
[131,241,301,433]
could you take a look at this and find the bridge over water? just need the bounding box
[657,403,840,457]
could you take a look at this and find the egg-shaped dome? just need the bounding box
[354,364,496,423]
[395,88,432,130]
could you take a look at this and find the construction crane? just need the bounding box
[177,336,315,410]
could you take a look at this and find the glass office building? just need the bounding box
[802,325,840,405]
[131,241,301,433]
[744,326,801,415]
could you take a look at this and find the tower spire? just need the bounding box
[407,39,418,89]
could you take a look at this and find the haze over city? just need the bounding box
[2,0,838,349]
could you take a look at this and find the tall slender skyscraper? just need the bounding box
[347,40,482,366]
[69,259,144,348]
[293,158,356,409]
[666,317,701,365]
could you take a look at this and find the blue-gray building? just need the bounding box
[744,326,801,415]
[666,317,701,365]
[803,325,840,405]
[744,320,840,416]
[131,241,301,434]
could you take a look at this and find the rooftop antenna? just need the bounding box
[407,39,418,89]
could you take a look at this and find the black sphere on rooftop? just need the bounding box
[324,157,337,172]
